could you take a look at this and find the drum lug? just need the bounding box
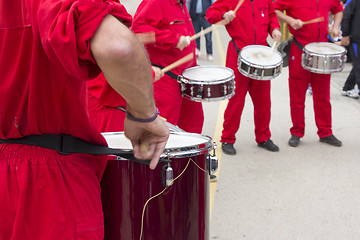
[207,86,211,98]
[223,85,227,96]
[197,85,203,98]
[190,86,194,96]
[162,163,174,187]
[208,142,218,175]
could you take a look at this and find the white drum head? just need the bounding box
[304,42,345,54]
[102,132,213,158]
[182,66,234,82]
[240,45,283,66]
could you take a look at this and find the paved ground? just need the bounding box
[121,1,360,239]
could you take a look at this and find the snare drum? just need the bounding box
[178,65,235,102]
[301,42,347,74]
[101,132,217,240]
[238,45,283,80]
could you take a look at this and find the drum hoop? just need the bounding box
[239,56,283,69]
[239,45,283,69]
[303,49,345,57]
[303,43,346,56]
[102,132,214,159]
[183,92,235,102]
[181,65,234,84]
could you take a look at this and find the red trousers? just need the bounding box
[288,43,332,138]
[221,42,272,144]
[0,144,107,240]
[153,74,204,134]
[88,94,126,132]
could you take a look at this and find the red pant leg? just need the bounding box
[288,43,311,137]
[221,43,249,144]
[249,79,272,143]
[0,144,107,240]
[311,71,332,138]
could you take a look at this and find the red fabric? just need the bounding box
[273,0,343,46]
[153,75,204,133]
[288,44,332,138]
[273,0,342,138]
[206,0,278,143]
[0,144,108,240]
[0,0,131,239]
[132,0,197,75]
[132,0,204,133]
[206,0,280,48]
[87,68,156,132]
[220,43,271,144]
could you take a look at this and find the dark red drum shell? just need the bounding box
[101,154,210,240]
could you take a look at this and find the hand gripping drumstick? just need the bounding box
[189,0,245,42]
[303,17,324,25]
[161,53,193,73]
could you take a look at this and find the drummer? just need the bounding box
[206,0,282,155]
[274,0,343,147]
[131,0,204,134]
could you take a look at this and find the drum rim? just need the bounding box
[303,42,346,55]
[101,132,214,158]
[239,45,283,67]
[181,65,235,84]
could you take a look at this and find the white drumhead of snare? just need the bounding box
[182,66,233,81]
[304,42,345,54]
[102,132,209,150]
[240,45,283,66]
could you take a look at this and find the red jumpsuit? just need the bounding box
[206,0,280,144]
[0,0,131,239]
[132,0,204,134]
[273,0,343,138]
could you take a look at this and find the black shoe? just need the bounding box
[320,135,342,147]
[258,139,279,152]
[210,175,217,183]
[221,142,236,155]
[288,135,300,147]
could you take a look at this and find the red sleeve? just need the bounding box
[38,0,132,81]
[268,0,281,34]
[205,0,231,24]
[330,0,343,15]
[132,0,181,49]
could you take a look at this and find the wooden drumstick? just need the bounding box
[270,41,277,54]
[161,53,193,73]
[139,141,150,154]
[233,0,245,13]
[303,17,324,25]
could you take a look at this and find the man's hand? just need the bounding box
[151,66,164,81]
[124,114,170,170]
[290,19,304,30]
[176,36,191,50]
[223,10,236,23]
[272,28,282,43]
[341,36,350,46]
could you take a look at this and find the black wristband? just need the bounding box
[126,108,160,123]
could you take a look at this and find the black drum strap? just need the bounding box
[231,39,240,54]
[0,135,170,164]
[293,37,303,50]
[151,63,179,80]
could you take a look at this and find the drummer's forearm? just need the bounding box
[332,11,343,32]
[275,10,294,25]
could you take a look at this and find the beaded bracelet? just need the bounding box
[126,108,160,123]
